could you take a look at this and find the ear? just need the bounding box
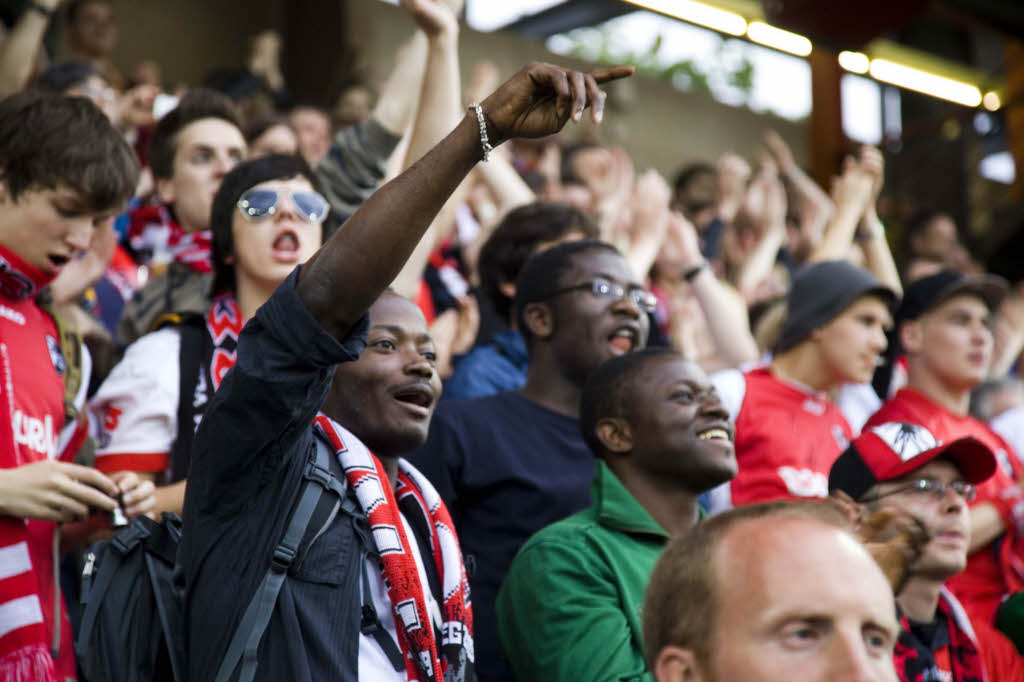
[155,176,176,205]
[521,301,553,340]
[899,320,922,355]
[595,417,633,455]
[498,281,516,300]
[653,646,703,682]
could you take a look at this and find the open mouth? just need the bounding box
[697,426,731,442]
[608,326,638,355]
[273,230,299,251]
[48,254,70,269]
[393,384,434,412]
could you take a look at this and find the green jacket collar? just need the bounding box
[592,460,671,539]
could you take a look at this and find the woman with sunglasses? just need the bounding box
[88,154,330,516]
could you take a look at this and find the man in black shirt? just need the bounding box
[180,59,634,681]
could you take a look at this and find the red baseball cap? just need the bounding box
[828,422,997,500]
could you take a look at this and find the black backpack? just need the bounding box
[74,432,399,682]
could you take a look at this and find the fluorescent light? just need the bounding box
[983,91,1001,111]
[838,51,870,74]
[623,0,747,36]
[868,58,982,107]
[746,21,812,57]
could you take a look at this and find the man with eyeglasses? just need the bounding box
[829,422,1024,680]
[863,270,1024,646]
[408,238,651,681]
[706,260,896,512]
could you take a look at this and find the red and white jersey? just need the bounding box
[707,367,853,513]
[866,387,1024,626]
[0,295,80,680]
[88,327,181,475]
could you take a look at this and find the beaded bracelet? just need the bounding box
[468,103,493,162]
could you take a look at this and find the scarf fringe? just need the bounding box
[0,643,57,682]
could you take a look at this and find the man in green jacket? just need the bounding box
[496,347,738,681]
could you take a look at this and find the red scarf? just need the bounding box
[314,415,473,682]
[894,589,986,682]
[0,244,54,301]
[126,204,212,273]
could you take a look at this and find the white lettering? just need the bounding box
[777,466,828,498]
[13,410,56,459]
[0,305,25,326]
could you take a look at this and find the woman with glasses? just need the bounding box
[88,154,329,515]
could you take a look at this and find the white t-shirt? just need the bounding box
[89,327,182,473]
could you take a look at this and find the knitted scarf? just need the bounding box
[894,589,986,682]
[0,244,60,680]
[127,204,212,273]
[314,415,474,682]
[204,293,243,392]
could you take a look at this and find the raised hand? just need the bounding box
[400,0,459,38]
[479,62,633,144]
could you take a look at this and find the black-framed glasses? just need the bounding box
[860,478,977,503]
[545,277,658,313]
[237,188,330,224]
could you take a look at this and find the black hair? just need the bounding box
[66,0,109,25]
[477,201,598,322]
[672,161,715,196]
[513,239,620,347]
[209,154,324,295]
[148,88,243,181]
[0,90,138,212]
[32,60,103,94]
[244,112,291,144]
[900,209,951,261]
[560,140,600,185]
[579,347,682,456]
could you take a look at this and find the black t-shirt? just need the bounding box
[407,391,594,682]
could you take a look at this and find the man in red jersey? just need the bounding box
[708,259,895,512]
[864,269,1024,642]
[0,92,148,681]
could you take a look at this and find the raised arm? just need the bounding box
[297,62,634,340]
[0,0,59,98]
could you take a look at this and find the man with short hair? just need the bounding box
[644,500,902,682]
[829,422,1024,680]
[117,88,247,346]
[0,91,147,681]
[180,58,634,681]
[708,259,895,511]
[409,237,651,681]
[863,270,1024,632]
[64,0,123,90]
[444,200,598,400]
[497,348,736,681]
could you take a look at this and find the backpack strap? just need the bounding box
[359,550,405,671]
[169,314,206,483]
[37,296,83,423]
[214,434,347,682]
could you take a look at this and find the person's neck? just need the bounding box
[234,275,279,321]
[518,365,581,418]
[378,454,400,491]
[770,346,834,393]
[906,366,970,416]
[608,461,701,537]
[897,576,943,623]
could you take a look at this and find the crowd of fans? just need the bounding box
[2,0,1024,680]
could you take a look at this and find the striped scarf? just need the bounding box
[314,416,473,682]
[894,589,986,682]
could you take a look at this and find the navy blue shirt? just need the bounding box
[444,329,528,401]
[408,391,594,682]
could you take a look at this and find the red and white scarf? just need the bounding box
[894,588,986,682]
[314,415,474,682]
[127,204,212,273]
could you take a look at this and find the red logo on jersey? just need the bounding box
[103,405,123,432]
